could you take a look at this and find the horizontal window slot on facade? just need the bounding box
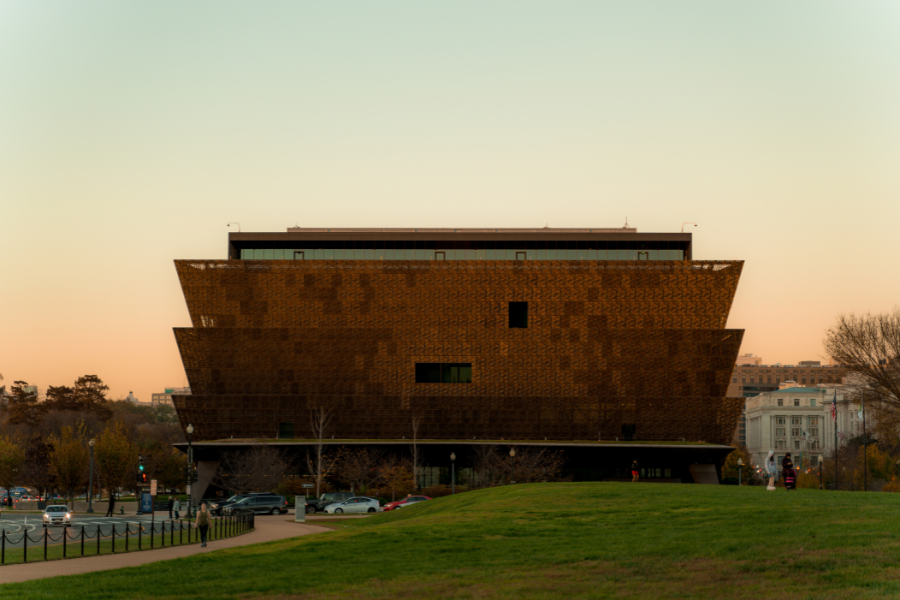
[239,249,686,261]
[415,363,472,383]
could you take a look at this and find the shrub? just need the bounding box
[881,479,900,493]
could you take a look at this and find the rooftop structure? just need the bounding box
[226,227,693,261]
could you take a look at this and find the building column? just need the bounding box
[191,460,219,506]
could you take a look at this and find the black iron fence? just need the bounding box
[0,510,254,566]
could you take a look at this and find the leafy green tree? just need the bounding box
[96,421,138,496]
[2,381,42,427]
[72,375,113,420]
[722,446,755,483]
[48,424,89,507]
[44,385,79,412]
[0,436,26,496]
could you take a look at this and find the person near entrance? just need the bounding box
[105,491,116,517]
[167,495,174,518]
[631,459,640,482]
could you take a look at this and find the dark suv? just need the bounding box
[209,493,272,516]
[223,494,288,516]
[305,492,354,514]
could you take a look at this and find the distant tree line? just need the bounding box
[0,374,185,505]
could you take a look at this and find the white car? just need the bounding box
[43,505,72,527]
[323,497,381,514]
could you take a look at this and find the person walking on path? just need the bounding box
[631,459,640,482]
[173,497,181,520]
[105,491,116,517]
[167,496,174,518]
[195,502,210,547]
[765,451,777,491]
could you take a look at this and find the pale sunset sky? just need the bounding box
[2,2,899,402]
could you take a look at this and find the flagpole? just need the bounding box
[834,391,839,491]
[863,395,867,492]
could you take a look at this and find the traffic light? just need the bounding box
[141,472,148,484]
[191,465,199,483]
[138,455,145,473]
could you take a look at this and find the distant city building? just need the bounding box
[152,387,191,407]
[744,386,861,472]
[729,357,845,446]
[728,359,844,398]
[735,354,762,366]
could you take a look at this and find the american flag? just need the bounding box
[831,392,837,422]
[838,430,846,441]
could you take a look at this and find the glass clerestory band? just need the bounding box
[238,241,686,261]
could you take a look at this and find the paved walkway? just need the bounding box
[1,517,331,585]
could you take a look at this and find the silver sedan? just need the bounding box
[42,505,72,527]
[323,497,381,514]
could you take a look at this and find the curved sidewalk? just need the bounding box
[1,517,330,585]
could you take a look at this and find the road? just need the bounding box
[0,513,189,550]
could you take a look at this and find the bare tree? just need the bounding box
[308,406,335,497]
[471,444,502,488]
[411,415,422,489]
[825,310,900,440]
[216,446,292,495]
[476,446,568,485]
[333,447,385,494]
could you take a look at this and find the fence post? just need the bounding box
[150,522,154,549]
[1,529,5,565]
[171,520,174,546]
[23,528,27,563]
[44,527,48,561]
[97,525,101,555]
[180,519,183,545]
[63,525,67,559]
[112,525,116,554]
[138,524,142,551]
[125,524,129,552]
[81,525,85,556]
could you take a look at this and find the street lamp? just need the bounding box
[87,439,95,513]
[186,424,194,518]
[450,453,456,495]
[509,448,516,484]
[737,457,743,487]
[819,455,825,490]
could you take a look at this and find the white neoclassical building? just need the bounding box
[745,386,864,472]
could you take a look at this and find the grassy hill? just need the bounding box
[4,483,900,599]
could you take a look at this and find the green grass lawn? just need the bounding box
[3,483,899,599]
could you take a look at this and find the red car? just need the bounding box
[383,495,432,511]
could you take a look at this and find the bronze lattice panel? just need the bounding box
[172,260,745,444]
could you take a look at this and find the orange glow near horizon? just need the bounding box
[2,2,899,404]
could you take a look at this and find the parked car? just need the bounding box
[209,493,275,516]
[42,505,72,527]
[383,495,432,511]
[223,494,288,516]
[323,497,381,514]
[305,492,354,514]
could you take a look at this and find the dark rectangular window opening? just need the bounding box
[509,302,528,328]
[415,363,472,383]
[622,424,636,441]
[279,422,295,439]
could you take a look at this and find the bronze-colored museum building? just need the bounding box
[172,227,744,448]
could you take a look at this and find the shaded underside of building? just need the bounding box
[177,440,736,489]
[172,229,745,448]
